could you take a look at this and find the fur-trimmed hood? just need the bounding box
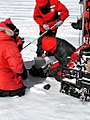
[0,18,15,41]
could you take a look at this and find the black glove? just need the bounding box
[21,66,28,80]
[18,44,23,52]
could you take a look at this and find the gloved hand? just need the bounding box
[21,66,28,80]
[18,44,23,52]
[55,20,63,28]
[43,24,50,31]
[18,39,24,52]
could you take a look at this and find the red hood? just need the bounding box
[36,0,49,7]
[42,37,57,54]
[4,18,13,24]
[0,21,8,29]
[0,18,13,28]
[0,18,14,41]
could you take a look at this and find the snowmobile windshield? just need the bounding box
[39,2,50,14]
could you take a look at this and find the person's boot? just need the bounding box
[71,19,82,30]
[79,0,84,4]
[71,22,79,29]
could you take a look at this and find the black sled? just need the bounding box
[60,50,90,102]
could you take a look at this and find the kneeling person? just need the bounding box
[0,18,27,97]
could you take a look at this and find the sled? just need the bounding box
[60,78,90,102]
[60,61,90,102]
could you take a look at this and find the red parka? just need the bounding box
[42,37,75,81]
[0,20,24,90]
[83,0,90,38]
[84,10,90,37]
[33,0,69,32]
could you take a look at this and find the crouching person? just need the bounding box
[42,37,76,81]
[71,0,90,42]
[0,18,27,97]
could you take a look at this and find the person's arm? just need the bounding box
[33,5,44,26]
[57,1,69,21]
[54,1,69,28]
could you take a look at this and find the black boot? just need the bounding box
[71,22,79,29]
[79,0,84,4]
[71,19,82,30]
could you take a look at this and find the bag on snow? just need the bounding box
[29,56,57,78]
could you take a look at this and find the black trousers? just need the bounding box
[0,86,26,97]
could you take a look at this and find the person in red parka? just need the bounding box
[42,36,90,81]
[33,0,69,57]
[0,18,27,97]
[42,37,75,81]
[71,0,90,42]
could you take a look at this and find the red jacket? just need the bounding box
[33,0,69,32]
[70,43,90,62]
[0,20,24,90]
[84,10,90,37]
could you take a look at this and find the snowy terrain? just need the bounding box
[0,0,90,120]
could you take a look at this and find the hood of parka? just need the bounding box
[42,37,57,54]
[0,18,16,41]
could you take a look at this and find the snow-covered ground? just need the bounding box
[0,0,90,120]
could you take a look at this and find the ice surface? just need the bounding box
[0,0,90,120]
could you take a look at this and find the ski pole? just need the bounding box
[22,24,56,50]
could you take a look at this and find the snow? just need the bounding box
[0,0,90,120]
